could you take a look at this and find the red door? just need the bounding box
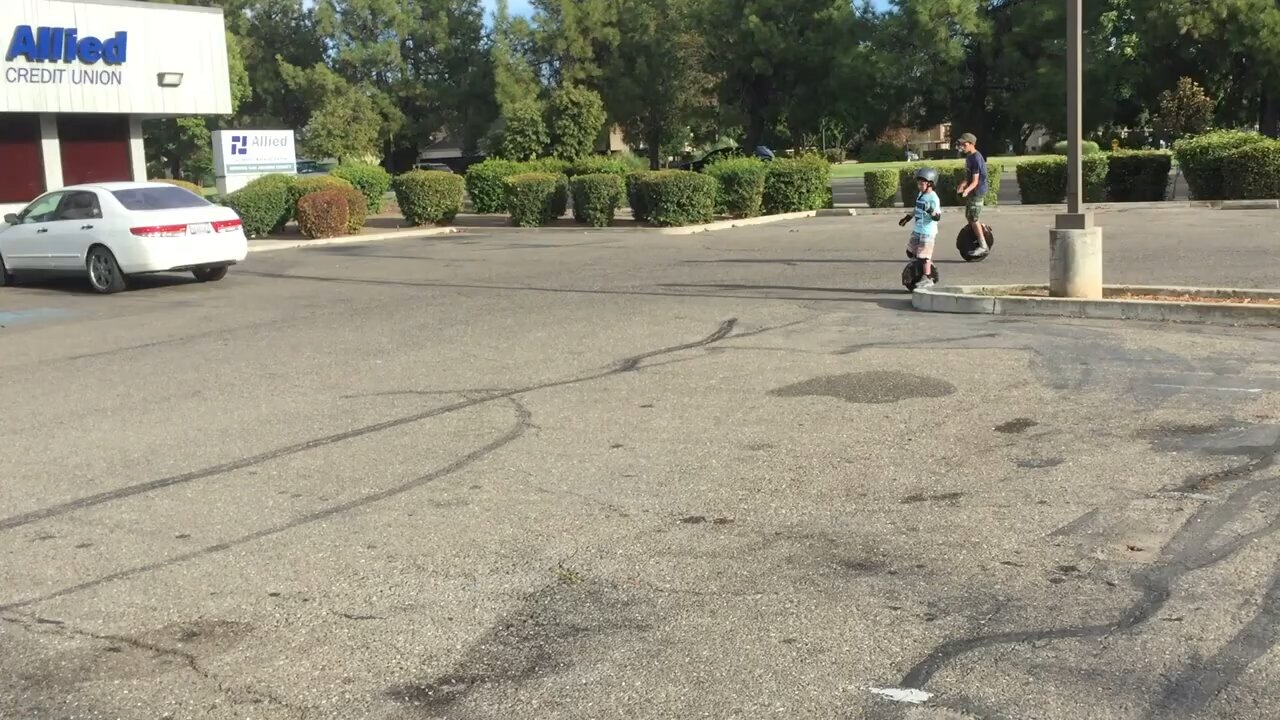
[58,115,132,186]
[0,114,44,204]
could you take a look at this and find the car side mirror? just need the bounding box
[3,213,18,225]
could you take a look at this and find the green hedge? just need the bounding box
[568,155,647,178]
[705,157,767,218]
[290,175,354,220]
[1105,151,1172,202]
[223,174,295,238]
[1174,130,1273,200]
[153,178,204,195]
[392,170,465,226]
[763,157,830,214]
[465,159,524,214]
[864,170,898,208]
[626,171,652,222]
[504,172,569,227]
[296,190,350,239]
[1014,156,1108,204]
[331,162,392,214]
[570,173,625,227]
[637,170,716,226]
[897,162,1003,207]
[333,184,369,234]
[1223,140,1280,200]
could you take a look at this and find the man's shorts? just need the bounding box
[907,232,935,258]
[965,194,986,222]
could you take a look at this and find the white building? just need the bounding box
[1,0,233,214]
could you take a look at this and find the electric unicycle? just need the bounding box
[956,223,995,262]
[901,257,940,291]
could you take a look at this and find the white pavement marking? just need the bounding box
[1150,383,1264,394]
[869,687,932,704]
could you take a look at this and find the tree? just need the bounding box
[603,0,715,168]
[696,0,856,149]
[499,102,550,160]
[280,62,382,162]
[547,84,606,160]
[530,0,620,89]
[1153,77,1215,140]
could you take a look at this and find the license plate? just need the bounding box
[188,223,212,235]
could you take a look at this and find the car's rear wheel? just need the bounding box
[0,254,13,287]
[192,266,228,283]
[86,246,127,294]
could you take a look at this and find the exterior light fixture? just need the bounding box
[157,72,184,88]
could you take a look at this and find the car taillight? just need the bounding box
[213,219,242,233]
[130,224,188,237]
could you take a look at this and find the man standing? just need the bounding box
[956,132,989,256]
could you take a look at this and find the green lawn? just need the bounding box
[830,154,1056,178]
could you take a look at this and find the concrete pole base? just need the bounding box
[1049,226,1103,298]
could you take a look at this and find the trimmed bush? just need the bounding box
[504,172,569,227]
[392,170,465,226]
[1222,141,1280,200]
[568,154,647,178]
[153,178,204,195]
[295,190,350,239]
[1051,140,1102,156]
[223,174,295,238]
[859,140,903,163]
[526,158,572,176]
[897,162,1003,207]
[1174,130,1273,200]
[334,184,369,234]
[705,157,767,218]
[289,175,354,218]
[570,173,625,227]
[626,171,652,222]
[763,157,830,214]
[864,169,898,208]
[1015,159,1067,205]
[1013,155,1108,204]
[331,162,392,214]
[1106,151,1172,202]
[638,170,717,226]
[465,159,523,213]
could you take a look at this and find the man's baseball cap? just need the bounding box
[957,133,977,145]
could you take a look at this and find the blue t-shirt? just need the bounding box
[912,190,941,236]
[966,151,988,196]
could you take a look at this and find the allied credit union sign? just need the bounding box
[4,25,129,87]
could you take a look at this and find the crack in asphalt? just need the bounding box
[0,319,738,534]
[1,614,308,718]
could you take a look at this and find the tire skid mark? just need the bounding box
[0,319,737,533]
[0,399,531,612]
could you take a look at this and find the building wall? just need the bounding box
[1,0,232,116]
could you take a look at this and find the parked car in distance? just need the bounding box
[676,145,775,172]
[0,182,249,294]
[414,161,453,172]
[296,159,327,174]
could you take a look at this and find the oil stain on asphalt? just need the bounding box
[769,371,956,405]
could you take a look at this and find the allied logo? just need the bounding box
[5,25,129,65]
[230,136,248,155]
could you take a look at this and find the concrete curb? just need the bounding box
[248,226,459,253]
[912,284,1280,327]
[656,210,818,235]
[1220,199,1280,210]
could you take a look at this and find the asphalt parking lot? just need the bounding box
[2,208,1278,720]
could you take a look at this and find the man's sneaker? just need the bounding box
[914,276,935,290]
[970,245,989,257]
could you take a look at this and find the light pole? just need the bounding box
[1050,0,1103,298]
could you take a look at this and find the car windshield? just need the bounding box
[112,187,210,211]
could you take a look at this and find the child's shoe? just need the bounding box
[915,276,935,290]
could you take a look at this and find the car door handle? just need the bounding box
[36,228,48,233]
[80,224,94,230]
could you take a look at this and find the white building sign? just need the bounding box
[1,0,231,116]
[212,130,297,195]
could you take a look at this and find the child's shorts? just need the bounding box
[907,232,936,258]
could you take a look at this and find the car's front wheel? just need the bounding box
[192,266,228,283]
[86,246,127,294]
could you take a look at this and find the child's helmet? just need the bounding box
[915,168,939,184]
